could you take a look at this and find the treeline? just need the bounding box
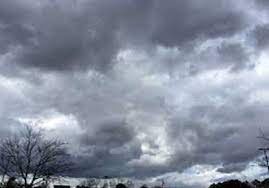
[209,179,269,188]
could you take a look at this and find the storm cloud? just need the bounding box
[0,0,269,187]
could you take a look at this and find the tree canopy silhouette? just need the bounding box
[0,126,72,188]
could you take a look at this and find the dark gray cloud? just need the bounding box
[250,24,269,50]
[0,0,121,71]
[153,75,269,176]
[150,0,247,47]
[72,119,142,177]
[254,0,269,8]
[0,0,268,185]
[217,42,252,71]
[80,119,135,148]
[217,162,247,173]
[187,41,252,74]
[0,0,34,54]
[0,0,251,73]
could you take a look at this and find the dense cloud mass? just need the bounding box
[1,0,269,187]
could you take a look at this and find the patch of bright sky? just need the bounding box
[129,124,172,167]
[146,161,266,188]
[18,110,83,142]
[255,51,269,77]
[0,75,31,99]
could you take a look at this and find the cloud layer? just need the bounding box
[1,0,269,186]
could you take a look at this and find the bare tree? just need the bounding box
[0,150,11,183]
[258,130,269,173]
[0,126,73,188]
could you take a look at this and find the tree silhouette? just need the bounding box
[258,129,269,173]
[0,126,72,188]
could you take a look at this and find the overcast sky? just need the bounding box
[1,0,269,187]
